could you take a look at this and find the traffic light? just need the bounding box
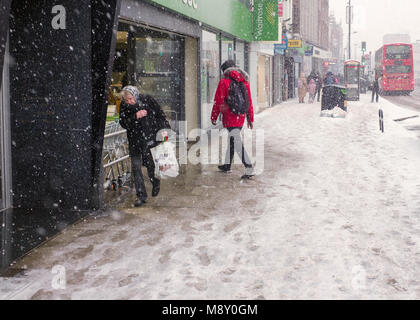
[362,41,366,52]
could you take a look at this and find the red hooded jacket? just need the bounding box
[211,68,254,128]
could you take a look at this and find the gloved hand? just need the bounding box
[247,122,253,130]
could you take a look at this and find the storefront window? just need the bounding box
[235,41,245,71]
[237,0,251,9]
[107,31,128,123]
[108,24,185,134]
[257,55,272,109]
[201,30,220,129]
[221,36,234,65]
[134,27,184,131]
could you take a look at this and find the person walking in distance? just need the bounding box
[211,60,255,179]
[372,73,380,103]
[315,72,322,102]
[298,73,308,103]
[119,86,171,207]
[308,78,317,104]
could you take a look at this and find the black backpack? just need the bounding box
[227,76,249,115]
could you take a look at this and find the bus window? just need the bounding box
[385,45,411,59]
[385,65,412,74]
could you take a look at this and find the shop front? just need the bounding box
[106,0,202,139]
[248,42,274,113]
[313,46,332,76]
[201,32,249,130]
[273,53,284,105]
[257,54,273,110]
[0,0,254,270]
[108,0,253,133]
[110,23,189,136]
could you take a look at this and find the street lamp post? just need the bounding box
[347,0,352,60]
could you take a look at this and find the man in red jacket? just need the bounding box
[211,60,255,179]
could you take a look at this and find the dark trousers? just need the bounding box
[372,87,379,102]
[316,86,322,102]
[131,149,157,200]
[225,127,253,169]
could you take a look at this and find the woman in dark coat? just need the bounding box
[119,86,171,207]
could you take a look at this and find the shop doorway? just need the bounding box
[257,55,272,109]
[284,57,295,99]
[273,55,284,105]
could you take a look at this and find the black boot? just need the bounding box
[134,198,146,207]
[218,165,232,173]
[241,166,255,180]
[152,179,161,197]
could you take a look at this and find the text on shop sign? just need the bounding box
[181,0,198,9]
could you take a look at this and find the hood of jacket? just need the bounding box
[121,85,140,103]
[223,67,249,82]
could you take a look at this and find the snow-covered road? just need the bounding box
[382,87,420,139]
[1,94,420,300]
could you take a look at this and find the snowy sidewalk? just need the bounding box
[1,93,420,300]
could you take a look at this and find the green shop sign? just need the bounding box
[146,0,253,41]
[253,0,278,41]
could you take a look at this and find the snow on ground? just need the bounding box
[1,93,420,300]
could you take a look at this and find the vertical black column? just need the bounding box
[91,0,121,209]
[127,30,136,85]
[9,0,93,210]
[8,0,122,211]
[0,0,11,85]
[7,0,122,213]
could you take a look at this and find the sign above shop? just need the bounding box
[274,44,285,55]
[148,0,253,42]
[253,0,278,41]
[280,33,288,48]
[304,45,313,56]
[288,40,302,48]
[278,0,283,18]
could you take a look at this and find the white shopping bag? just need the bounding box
[332,107,347,118]
[150,141,179,179]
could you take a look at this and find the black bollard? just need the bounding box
[379,109,384,133]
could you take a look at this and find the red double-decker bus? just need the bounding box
[374,43,415,95]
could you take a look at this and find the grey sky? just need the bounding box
[329,0,420,58]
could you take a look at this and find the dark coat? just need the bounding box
[307,72,318,85]
[324,72,337,86]
[119,94,171,157]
